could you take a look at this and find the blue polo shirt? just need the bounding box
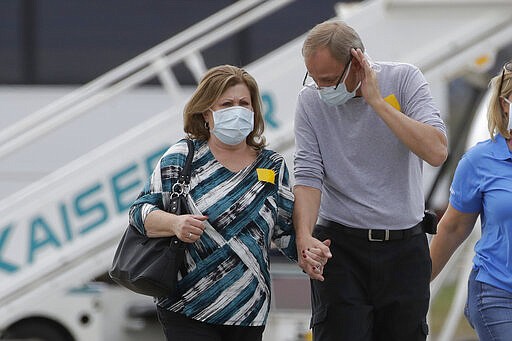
[449,134,512,293]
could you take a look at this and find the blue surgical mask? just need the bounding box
[319,60,361,106]
[210,106,254,145]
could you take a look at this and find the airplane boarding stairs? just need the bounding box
[1,1,512,340]
[0,0,303,325]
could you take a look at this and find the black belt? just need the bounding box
[316,217,424,242]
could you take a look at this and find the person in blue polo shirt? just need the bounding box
[430,60,512,341]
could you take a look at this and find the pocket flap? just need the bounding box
[421,320,429,335]
[309,306,328,329]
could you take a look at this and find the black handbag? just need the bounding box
[109,139,194,297]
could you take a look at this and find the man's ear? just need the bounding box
[353,58,363,71]
[350,50,364,71]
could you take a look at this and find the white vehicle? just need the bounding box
[0,1,511,340]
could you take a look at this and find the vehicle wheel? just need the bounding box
[1,318,74,341]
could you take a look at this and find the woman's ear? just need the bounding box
[202,110,213,129]
[202,110,210,121]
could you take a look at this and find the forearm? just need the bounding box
[430,206,478,280]
[293,185,321,240]
[371,99,448,167]
[430,228,467,281]
[144,210,178,238]
[292,185,331,280]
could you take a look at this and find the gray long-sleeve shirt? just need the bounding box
[294,61,447,230]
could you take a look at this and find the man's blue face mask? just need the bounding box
[317,60,360,106]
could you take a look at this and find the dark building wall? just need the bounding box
[0,0,347,85]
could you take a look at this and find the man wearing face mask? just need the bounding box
[293,21,448,340]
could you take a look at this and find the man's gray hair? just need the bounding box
[302,20,365,63]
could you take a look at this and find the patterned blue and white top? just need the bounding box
[129,138,297,326]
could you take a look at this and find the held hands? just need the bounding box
[297,235,332,281]
[173,214,208,243]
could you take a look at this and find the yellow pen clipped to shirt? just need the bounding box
[384,93,401,111]
[257,168,275,184]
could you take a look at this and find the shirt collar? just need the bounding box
[492,134,512,160]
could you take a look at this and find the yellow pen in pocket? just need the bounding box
[384,94,401,111]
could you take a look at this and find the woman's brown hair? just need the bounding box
[183,65,266,150]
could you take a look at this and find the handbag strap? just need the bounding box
[179,139,194,186]
[163,139,195,212]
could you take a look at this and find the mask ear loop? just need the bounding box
[508,102,512,132]
[503,97,512,131]
[344,57,362,94]
[340,59,353,84]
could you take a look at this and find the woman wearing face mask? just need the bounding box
[129,65,329,341]
[430,60,512,341]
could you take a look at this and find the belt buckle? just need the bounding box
[368,229,390,242]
